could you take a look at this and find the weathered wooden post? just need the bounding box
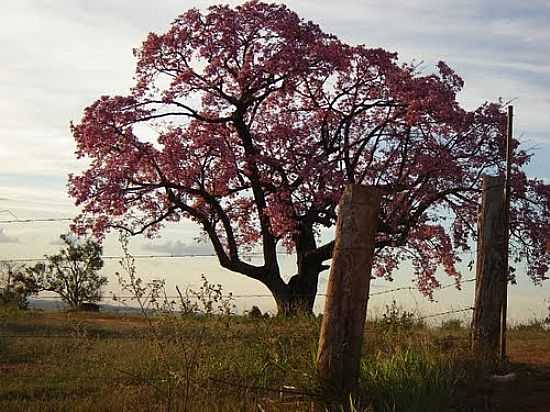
[317,184,380,396]
[472,175,506,367]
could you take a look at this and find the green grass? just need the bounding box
[0,311,323,411]
[359,345,465,412]
[1,308,547,411]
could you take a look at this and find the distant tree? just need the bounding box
[69,1,550,315]
[29,234,107,310]
[0,261,38,309]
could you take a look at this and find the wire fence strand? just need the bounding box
[0,253,302,263]
[24,277,476,301]
[0,218,73,224]
[0,305,475,342]
[3,371,321,399]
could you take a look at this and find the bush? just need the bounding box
[0,262,37,309]
[511,319,549,332]
[115,234,235,317]
[379,300,424,332]
[440,318,464,331]
[247,305,263,319]
[77,303,100,312]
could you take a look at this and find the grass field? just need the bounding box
[1,308,550,411]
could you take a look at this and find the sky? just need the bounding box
[1,0,549,320]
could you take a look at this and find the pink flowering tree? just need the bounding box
[69,1,550,315]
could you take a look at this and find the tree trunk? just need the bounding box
[265,253,324,316]
[270,224,327,316]
[286,262,323,314]
[269,265,322,316]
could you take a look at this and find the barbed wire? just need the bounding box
[0,373,169,383]
[0,217,73,224]
[3,370,320,399]
[23,277,475,301]
[0,253,302,263]
[0,216,478,324]
[0,254,219,263]
[0,330,317,340]
[417,307,474,320]
[0,305,473,341]
[207,377,319,398]
[0,304,476,343]
[0,332,319,341]
[0,334,145,339]
[0,214,480,307]
[0,210,19,220]
[0,328,323,348]
[370,277,476,296]
[29,292,322,299]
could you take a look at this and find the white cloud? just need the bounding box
[0,228,20,244]
[491,18,550,43]
[1,0,549,315]
[1,0,548,208]
[141,240,214,256]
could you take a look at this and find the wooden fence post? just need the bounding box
[317,184,380,396]
[472,175,506,367]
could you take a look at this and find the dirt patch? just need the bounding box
[488,364,550,412]
[39,312,149,331]
[461,337,550,412]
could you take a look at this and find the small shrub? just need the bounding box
[0,262,37,310]
[379,300,423,332]
[158,275,236,316]
[77,303,100,312]
[440,318,464,331]
[511,319,548,332]
[115,234,235,317]
[189,274,236,316]
[247,305,263,319]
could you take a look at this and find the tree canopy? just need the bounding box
[29,234,107,309]
[69,1,550,314]
[0,261,38,310]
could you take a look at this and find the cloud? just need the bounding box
[0,228,20,243]
[141,240,214,256]
[1,0,550,288]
